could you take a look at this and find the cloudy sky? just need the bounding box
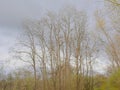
[0,0,105,72]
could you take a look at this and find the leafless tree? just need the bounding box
[13,26,37,90]
[95,1,120,71]
[14,6,98,90]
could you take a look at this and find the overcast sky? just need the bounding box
[0,0,105,72]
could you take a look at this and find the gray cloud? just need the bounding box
[0,0,104,27]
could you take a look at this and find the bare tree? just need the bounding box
[14,6,98,90]
[33,7,97,90]
[13,26,37,90]
[95,1,120,71]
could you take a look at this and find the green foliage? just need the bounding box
[94,69,120,90]
[94,74,107,90]
[108,69,120,90]
[1,71,120,90]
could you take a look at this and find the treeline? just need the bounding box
[1,0,120,90]
[1,68,120,90]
